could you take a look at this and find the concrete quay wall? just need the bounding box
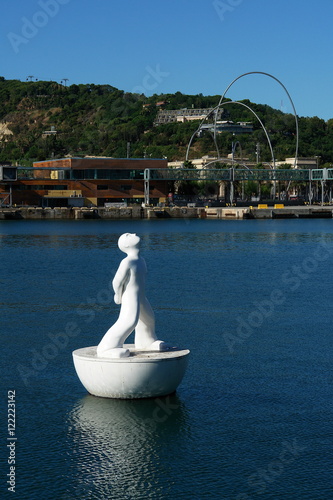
[0,206,333,220]
[0,206,200,220]
[247,207,333,219]
[147,206,333,219]
[0,206,144,220]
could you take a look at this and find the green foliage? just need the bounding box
[244,180,258,196]
[0,77,332,165]
[183,160,195,169]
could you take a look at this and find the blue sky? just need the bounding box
[1,0,333,119]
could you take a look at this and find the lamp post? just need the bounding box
[314,156,321,203]
[231,138,240,205]
[256,142,260,164]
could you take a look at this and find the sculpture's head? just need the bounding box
[118,233,141,253]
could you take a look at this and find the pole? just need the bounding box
[230,167,234,205]
[144,169,150,206]
[256,142,260,164]
[321,168,327,206]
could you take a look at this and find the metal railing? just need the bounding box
[147,168,312,182]
[12,167,331,182]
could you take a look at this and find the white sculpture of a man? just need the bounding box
[97,233,167,358]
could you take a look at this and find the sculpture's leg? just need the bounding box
[97,296,139,356]
[134,297,171,350]
[134,297,156,349]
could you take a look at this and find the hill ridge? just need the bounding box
[0,77,331,166]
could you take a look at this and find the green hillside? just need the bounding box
[0,77,332,167]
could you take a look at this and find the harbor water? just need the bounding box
[1,218,333,499]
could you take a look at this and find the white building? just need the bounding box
[276,157,318,169]
[154,108,223,125]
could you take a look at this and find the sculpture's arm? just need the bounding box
[112,259,130,305]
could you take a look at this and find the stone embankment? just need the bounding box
[0,206,333,220]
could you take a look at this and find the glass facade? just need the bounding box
[11,185,67,190]
[67,169,145,180]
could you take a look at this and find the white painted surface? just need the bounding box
[73,345,190,399]
[97,233,167,356]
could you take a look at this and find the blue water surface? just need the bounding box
[1,218,332,499]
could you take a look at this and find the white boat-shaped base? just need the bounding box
[73,344,190,399]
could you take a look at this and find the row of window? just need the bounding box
[5,185,67,190]
[97,185,133,191]
[3,184,154,192]
[66,169,145,180]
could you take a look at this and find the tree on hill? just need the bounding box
[0,77,332,165]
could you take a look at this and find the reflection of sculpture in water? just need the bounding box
[97,233,168,358]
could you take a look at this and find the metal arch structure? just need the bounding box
[186,100,276,168]
[231,140,243,165]
[215,71,299,168]
[192,159,253,173]
[184,98,276,205]
[186,72,298,167]
[185,110,220,162]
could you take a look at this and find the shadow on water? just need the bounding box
[65,393,190,499]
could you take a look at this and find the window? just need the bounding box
[72,170,84,180]
[70,169,145,180]
[13,184,67,190]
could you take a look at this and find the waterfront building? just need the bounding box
[168,156,221,169]
[0,157,168,207]
[275,157,318,169]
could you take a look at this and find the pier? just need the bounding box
[1,205,333,220]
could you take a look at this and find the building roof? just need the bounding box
[33,157,168,170]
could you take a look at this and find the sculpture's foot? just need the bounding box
[149,340,174,351]
[98,347,130,359]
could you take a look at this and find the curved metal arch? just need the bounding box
[231,140,243,165]
[186,100,276,168]
[215,71,299,167]
[203,158,253,172]
[203,159,227,169]
[185,110,221,161]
